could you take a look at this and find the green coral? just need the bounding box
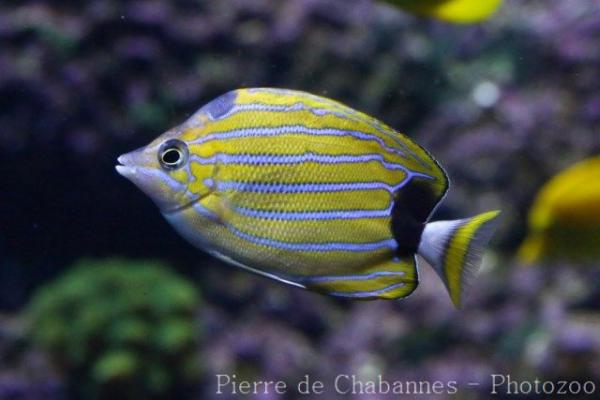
[26,259,201,399]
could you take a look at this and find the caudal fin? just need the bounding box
[417,211,501,308]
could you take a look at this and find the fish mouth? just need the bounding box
[115,164,136,176]
[115,154,137,177]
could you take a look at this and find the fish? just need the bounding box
[116,88,500,308]
[519,156,600,264]
[382,0,502,24]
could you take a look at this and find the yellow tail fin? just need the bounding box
[417,211,501,308]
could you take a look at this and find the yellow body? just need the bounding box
[164,89,447,298]
[117,88,500,305]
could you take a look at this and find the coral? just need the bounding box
[26,259,201,399]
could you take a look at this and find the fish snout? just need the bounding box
[115,147,155,178]
[115,153,137,178]
[116,146,189,212]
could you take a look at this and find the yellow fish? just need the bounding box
[116,88,500,307]
[383,0,502,24]
[519,156,600,264]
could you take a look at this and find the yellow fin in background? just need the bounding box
[518,156,600,264]
[386,0,503,24]
[417,211,501,308]
[517,233,545,265]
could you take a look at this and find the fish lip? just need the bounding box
[115,164,136,176]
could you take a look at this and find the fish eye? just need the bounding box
[159,139,188,170]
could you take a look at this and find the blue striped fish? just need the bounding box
[116,88,500,307]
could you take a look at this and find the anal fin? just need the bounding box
[303,256,419,300]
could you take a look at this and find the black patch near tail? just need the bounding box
[391,178,440,257]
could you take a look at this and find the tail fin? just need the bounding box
[417,211,501,308]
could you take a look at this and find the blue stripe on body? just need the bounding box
[190,152,428,176]
[184,199,408,298]
[137,167,187,193]
[329,282,407,298]
[204,171,427,221]
[235,91,430,168]
[228,225,397,252]
[301,270,405,283]
[185,202,397,252]
[189,125,407,158]
[222,102,338,120]
[135,167,202,211]
[233,205,392,221]
[206,176,424,195]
